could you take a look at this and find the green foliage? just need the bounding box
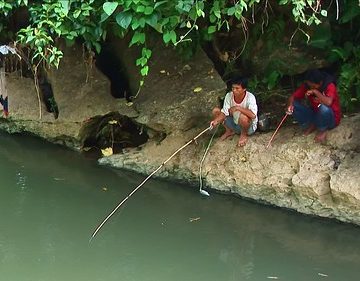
[331,43,360,112]
[0,0,355,100]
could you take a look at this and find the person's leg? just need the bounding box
[314,104,336,142]
[237,114,251,147]
[292,100,315,133]
[221,116,238,140]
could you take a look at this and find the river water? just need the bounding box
[1,132,360,281]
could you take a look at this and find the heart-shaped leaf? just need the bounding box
[103,2,118,16]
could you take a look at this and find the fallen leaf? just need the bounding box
[267,277,279,280]
[102,187,108,191]
[318,273,328,277]
[160,70,166,74]
[126,102,133,107]
[82,147,92,152]
[189,217,201,222]
[101,147,113,157]
[108,120,118,125]
[193,87,202,93]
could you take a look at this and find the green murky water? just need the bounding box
[1,132,360,281]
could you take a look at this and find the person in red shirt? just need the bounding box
[287,69,341,143]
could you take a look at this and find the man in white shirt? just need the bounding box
[210,77,258,147]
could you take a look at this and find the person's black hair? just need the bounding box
[304,69,325,84]
[231,77,248,88]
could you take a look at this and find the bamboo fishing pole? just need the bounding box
[90,125,213,240]
[266,112,290,148]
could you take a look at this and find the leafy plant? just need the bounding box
[331,43,360,112]
[0,0,352,103]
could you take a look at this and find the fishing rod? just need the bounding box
[90,125,213,241]
[266,112,291,148]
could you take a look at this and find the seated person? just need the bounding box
[287,69,341,143]
[210,77,258,147]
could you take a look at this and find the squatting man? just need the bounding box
[210,77,258,147]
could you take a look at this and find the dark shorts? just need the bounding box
[224,116,256,135]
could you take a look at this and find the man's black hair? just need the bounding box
[231,77,248,88]
[304,69,325,84]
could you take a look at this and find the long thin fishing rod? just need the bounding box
[90,125,212,241]
[266,113,289,148]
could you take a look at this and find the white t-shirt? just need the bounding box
[221,91,258,132]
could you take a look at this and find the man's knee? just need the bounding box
[212,107,221,116]
[318,104,332,115]
[293,100,304,112]
[238,114,251,127]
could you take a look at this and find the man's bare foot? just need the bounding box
[220,130,235,140]
[237,134,248,147]
[304,125,316,136]
[315,131,327,143]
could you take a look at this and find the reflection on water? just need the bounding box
[0,132,360,281]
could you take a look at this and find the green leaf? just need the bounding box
[60,1,69,16]
[163,30,176,44]
[138,17,146,28]
[209,14,217,23]
[136,5,145,13]
[73,9,81,18]
[208,25,216,34]
[136,57,147,66]
[93,42,101,54]
[227,7,235,16]
[140,65,149,76]
[145,13,158,28]
[144,6,154,15]
[142,47,152,59]
[320,10,327,17]
[154,0,167,9]
[116,11,133,29]
[101,12,110,23]
[130,31,145,46]
[131,19,140,30]
[103,2,118,16]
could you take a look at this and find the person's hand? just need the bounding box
[286,104,294,115]
[210,120,218,129]
[306,90,314,96]
[229,106,239,115]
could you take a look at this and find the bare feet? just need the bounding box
[237,134,248,147]
[304,124,316,136]
[220,130,235,140]
[315,131,327,143]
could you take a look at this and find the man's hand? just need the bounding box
[229,106,240,115]
[286,104,294,115]
[210,120,218,128]
[306,90,314,96]
[306,89,321,97]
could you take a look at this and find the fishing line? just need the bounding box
[199,125,218,196]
